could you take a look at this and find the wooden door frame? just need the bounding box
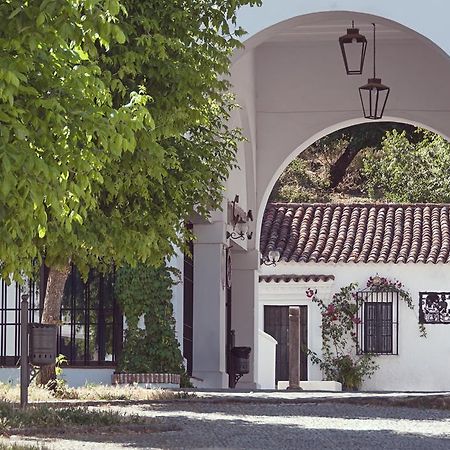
[263,305,308,382]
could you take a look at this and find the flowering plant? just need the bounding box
[307,276,425,389]
[307,283,378,390]
[366,275,426,337]
[366,275,413,309]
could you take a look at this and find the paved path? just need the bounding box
[4,394,450,449]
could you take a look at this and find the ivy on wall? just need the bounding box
[115,263,189,385]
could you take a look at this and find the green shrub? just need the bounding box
[115,264,191,386]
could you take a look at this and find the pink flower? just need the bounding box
[351,316,361,325]
[306,288,316,298]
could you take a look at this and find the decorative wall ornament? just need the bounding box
[226,195,253,240]
[419,292,450,324]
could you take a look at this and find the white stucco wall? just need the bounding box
[259,262,450,391]
[257,329,277,389]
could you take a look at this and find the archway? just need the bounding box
[228,10,450,238]
[192,6,450,389]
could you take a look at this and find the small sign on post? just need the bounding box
[20,294,29,408]
[288,306,303,391]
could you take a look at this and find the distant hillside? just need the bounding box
[269,123,450,205]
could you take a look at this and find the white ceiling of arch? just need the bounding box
[266,21,408,44]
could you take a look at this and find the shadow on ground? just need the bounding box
[14,401,450,449]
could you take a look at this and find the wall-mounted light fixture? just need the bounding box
[339,20,367,75]
[359,23,390,120]
[261,249,281,267]
[226,195,253,241]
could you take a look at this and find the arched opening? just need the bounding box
[226,10,450,392]
[257,121,450,391]
[257,117,450,235]
[229,10,450,230]
[192,7,450,390]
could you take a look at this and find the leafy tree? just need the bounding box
[271,123,420,203]
[0,0,260,383]
[363,129,450,203]
[269,158,332,203]
[327,123,417,189]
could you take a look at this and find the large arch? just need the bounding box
[192,5,450,389]
[236,0,450,57]
[228,10,450,233]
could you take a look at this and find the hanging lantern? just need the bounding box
[359,23,390,120]
[339,21,367,75]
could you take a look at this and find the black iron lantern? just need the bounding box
[339,21,367,75]
[359,23,390,120]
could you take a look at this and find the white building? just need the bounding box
[258,202,450,391]
[189,0,450,390]
[3,0,450,390]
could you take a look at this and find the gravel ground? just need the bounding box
[3,398,450,449]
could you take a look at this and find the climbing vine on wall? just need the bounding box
[366,275,426,337]
[307,283,378,390]
[115,263,189,385]
[307,276,425,390]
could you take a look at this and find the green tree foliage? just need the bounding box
[0,0,261,384]
[0,0,260,276]
[363,130,450,203]
[270,128,375,203]
[270,123,421,204]
[269,158,332,203]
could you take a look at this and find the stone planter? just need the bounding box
[112,372,181,388]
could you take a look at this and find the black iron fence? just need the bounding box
[0,267,123,367]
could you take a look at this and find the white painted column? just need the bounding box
[231,249,260,389]
[192,222,228,388]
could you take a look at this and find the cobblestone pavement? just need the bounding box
[5,396,450,450]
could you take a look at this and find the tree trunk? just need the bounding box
[329,139,363,190]
[38,263,71,387]
[328,123,418,190]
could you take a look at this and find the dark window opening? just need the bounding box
[356,290,398,355]
[363,302,393,354]
[0,267,122,367]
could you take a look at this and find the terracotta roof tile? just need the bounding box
[259,274,335,283]
[260,203,450,264]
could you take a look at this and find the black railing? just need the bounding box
[0,268,122,367]
[356,289,399,355]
